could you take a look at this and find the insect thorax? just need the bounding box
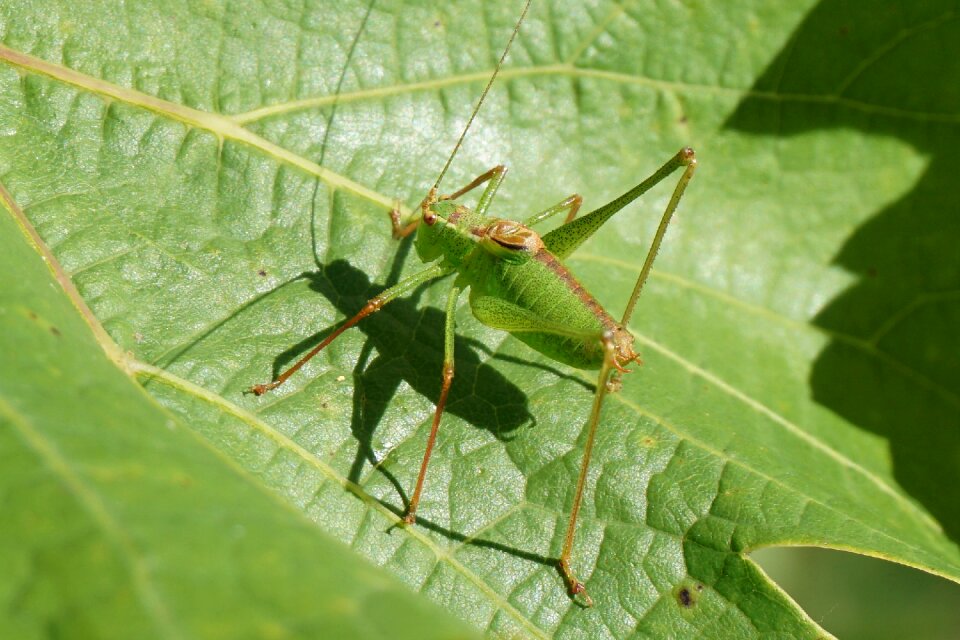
[415,200,541,267]
[415,201,475,265]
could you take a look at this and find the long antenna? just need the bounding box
[311,0,377,265]
[432,0,533,191]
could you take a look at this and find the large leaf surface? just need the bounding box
[0,180,477,638]
[2,0,958,637]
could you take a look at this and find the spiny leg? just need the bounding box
[524,193,583,227]
[558,331,619,607]
[440,165,509,218]
[390,199,422,239]
[389,165,509,238]
[404,283,463,523]
[621,149,697,326]
[542,148,696,260]
[249,262,451,395]
[559,151,697,603]
[441,165,505,203]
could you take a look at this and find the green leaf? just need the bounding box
[1,0,957,637]
[0,191,478,639]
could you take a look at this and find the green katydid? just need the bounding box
[250,0,696,606]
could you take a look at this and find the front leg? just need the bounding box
[440,165,508,217]
[390,188,439,239]
[389,165,509,238]
[389,199,422,239]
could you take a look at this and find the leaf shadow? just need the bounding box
[726,0,960,542]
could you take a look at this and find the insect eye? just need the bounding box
[423,210,438,225]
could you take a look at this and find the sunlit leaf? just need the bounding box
[2,0,957,637]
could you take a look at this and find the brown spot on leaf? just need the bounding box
[50,326,61,337]
[675,582,703,609]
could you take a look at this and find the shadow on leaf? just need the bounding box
[260,257,539,491]
[726,0,960,541]
[377,499,592,605]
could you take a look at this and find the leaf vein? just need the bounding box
[630,330,941,534]
[130,360,550,640]
[0,45,403,214]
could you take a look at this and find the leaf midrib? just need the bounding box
[132,336,960,626]
[125,354,911,638]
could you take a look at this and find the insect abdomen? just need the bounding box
[465,247,616,370]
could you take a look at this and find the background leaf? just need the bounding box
[0,191,477,639]
[1,0,958,637]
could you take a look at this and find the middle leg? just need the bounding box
[403,283,463,524]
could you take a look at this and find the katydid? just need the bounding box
[250,0,696,606]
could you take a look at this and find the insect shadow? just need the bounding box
[377,498,578,600]
[281,258,532,485]
[159,231,588,559]
[244,253,585,579]
[269,240,590,498]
